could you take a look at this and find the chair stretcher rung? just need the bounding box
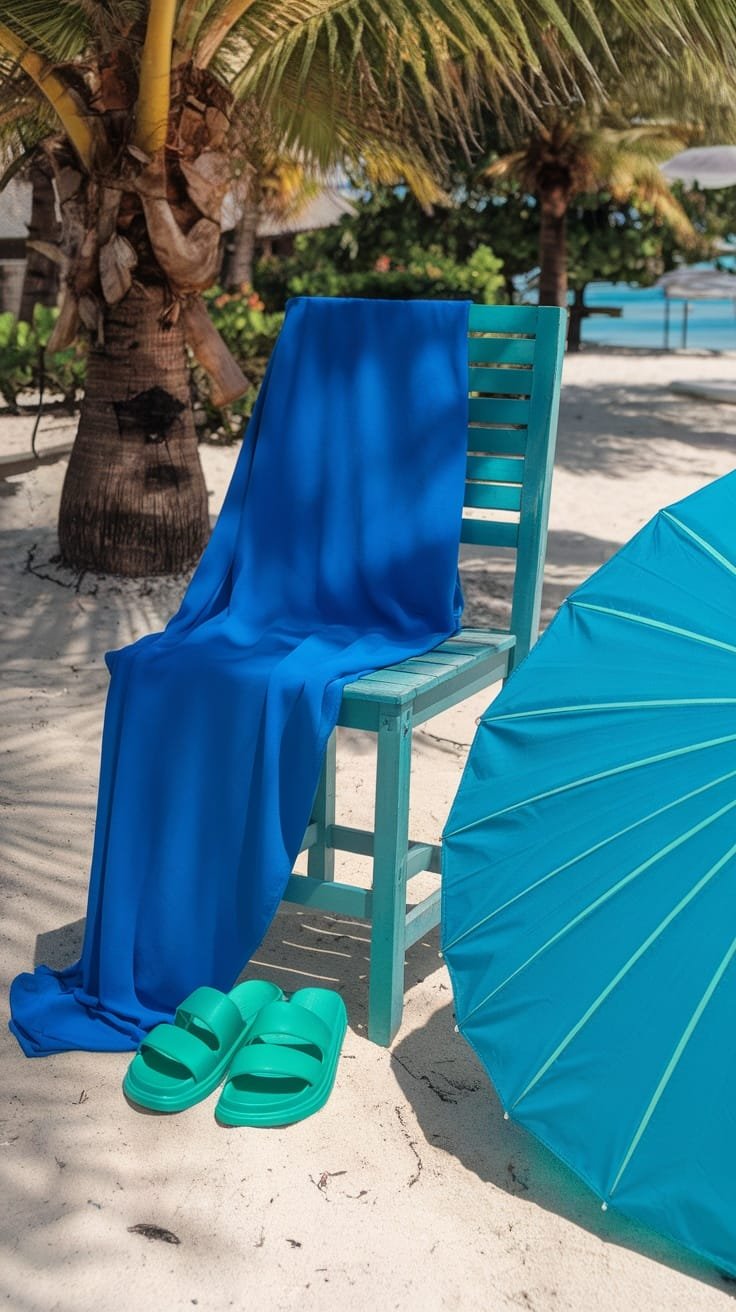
[317,826,440,882]
[283,873,372,920]
[405,890,442,947]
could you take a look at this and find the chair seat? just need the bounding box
[339,628,516,730]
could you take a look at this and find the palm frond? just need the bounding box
[0,2,91,60]
[0,20,96,164]
[0,98,55,183]
[175,0,219,53]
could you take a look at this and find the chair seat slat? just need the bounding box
[342,629,515,705]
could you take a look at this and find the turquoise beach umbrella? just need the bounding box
[442,472,736,1276]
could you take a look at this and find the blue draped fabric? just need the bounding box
[10,296,470,1055]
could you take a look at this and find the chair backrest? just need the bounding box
[464,304,566,666]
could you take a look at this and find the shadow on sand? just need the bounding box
[31,904,736,1300]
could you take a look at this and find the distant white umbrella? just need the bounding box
[657,267,736,298]
[655,267,736,349]
[661,145,736,189]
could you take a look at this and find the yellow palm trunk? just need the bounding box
[134,0,178,154]
[0,23,93,167]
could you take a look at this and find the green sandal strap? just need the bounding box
[227,1043,323,1087]
[140,1024,213,1083]
[247,1001,331,1054]
[175,986,243,1051]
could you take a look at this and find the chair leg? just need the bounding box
[368,708,412,1046]
[307,730,337,882]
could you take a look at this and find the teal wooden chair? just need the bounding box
[285,304,567,1045]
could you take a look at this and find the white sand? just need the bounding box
[1,349,735,1312]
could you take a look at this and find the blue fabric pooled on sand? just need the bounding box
[10,296,470,1055]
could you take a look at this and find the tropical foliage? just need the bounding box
[479,7,736,311]
[262,173,717,319]
[256,239,503,310]
[0,304,85,411]
[193,289,283,439]
[485,113,697,308]
[2,0,736,572]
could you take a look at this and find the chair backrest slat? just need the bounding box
[466,455,523,483]
[469,305,538,333]
[468,366,533,396]
[467,336,536,365]
[463,304,566,667]
[461,519,519,548]
[467,428,528,456]
[463,482,522,512]
[469,397,530,426]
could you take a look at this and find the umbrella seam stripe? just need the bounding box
[608,922,736,1199]
[444,732,736,839]
[484,699,736,723]
[511,838,736,1111]
[661,510,736,577]
[571,601,736,657]
[455,793,736,1029]
[443,766,736,952]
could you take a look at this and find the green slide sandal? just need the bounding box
[123,979,283,1113]
[215,987,348,1128]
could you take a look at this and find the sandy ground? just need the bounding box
[1,347,735,1312]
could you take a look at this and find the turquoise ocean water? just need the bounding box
[581,277,736,351]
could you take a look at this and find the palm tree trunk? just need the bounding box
[538,185,569,309]
[223,194,260,291]
[19,160,60,321]
[567,285,586,352]
[58,284,210,576]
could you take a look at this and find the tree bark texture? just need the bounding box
[538,183,569,309]
[58,284,209,576]
[19,160,61,321]
[567,285,586,352]
[222,194,260,291]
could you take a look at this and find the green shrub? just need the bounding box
[193,289,284,440]
[256,242,504,312]
[0,303,86,410]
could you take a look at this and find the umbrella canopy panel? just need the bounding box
[442,471,736,1276]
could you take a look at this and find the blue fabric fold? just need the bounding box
[10,295,470,1055]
